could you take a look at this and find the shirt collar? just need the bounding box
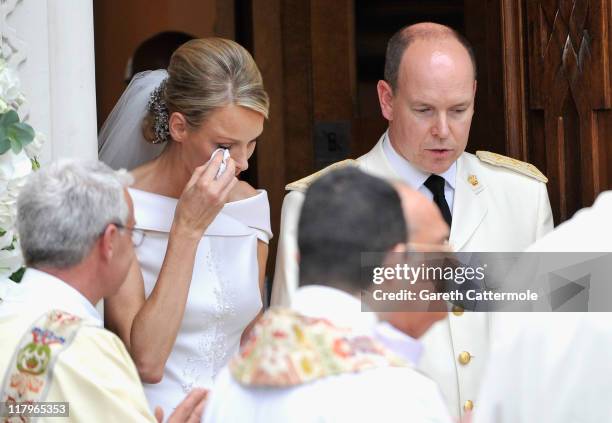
[373,321,423,366]
[10,268,102,326]
[383,132,457,190]
[291,285,378,334]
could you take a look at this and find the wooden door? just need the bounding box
[522,0,612,223]
[94,0,235,125]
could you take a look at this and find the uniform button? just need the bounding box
[452,305,464,316]
[464,400,474,411]
[458,351,471,365]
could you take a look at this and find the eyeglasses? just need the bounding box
[113,223,146,247]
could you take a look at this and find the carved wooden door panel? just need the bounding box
[525,0,611,223]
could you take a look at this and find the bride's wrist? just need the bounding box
[169,221,203,242]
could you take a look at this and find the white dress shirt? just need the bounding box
[203,285,452,423]
[382,132,456,214]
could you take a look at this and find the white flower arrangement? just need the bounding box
[0,58,44,280]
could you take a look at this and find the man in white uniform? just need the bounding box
[474,191,612,422]
[271,22,553,417]
[204,168,452,423]
[0,160,206,423]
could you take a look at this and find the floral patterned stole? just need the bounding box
[1,310,84,422]
[230,307,407,387]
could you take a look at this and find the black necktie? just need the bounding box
[424,174,452,227]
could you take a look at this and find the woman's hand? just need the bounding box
[172,152,238,239]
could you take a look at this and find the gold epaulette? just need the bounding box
[476,151,548,183]
[285,159,359,192]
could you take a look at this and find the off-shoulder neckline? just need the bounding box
[128,187,268,207]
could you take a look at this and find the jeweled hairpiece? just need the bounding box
[147,79,170,144]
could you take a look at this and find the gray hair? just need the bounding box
[17,160,133,269]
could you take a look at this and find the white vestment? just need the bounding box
[475,191,612,423]
[0,269,155,422]
[203,285,452,423]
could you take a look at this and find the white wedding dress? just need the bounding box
[129,187,272,418]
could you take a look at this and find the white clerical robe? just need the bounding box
[0,269,155,422]
[475,191,612,423]
[203,285,452,423]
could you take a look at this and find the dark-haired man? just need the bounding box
[205,168,452,423]
[272,22,553,418]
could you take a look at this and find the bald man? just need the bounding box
[394,183,450,248]
[272,22,553,418]
[374,185,450,364]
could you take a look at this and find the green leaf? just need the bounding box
[0,110,19,127]
[9,136,21,154]
[9,266,26,283]
[0,228,6,237]
[0,135,10,154]
[31,158,41,170]
[12,122,34,144]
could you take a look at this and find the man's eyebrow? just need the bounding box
[410,101,433,107]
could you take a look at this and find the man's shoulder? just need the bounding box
[71,325,132,360]
[284,159,360,193]
[311,366,450,420]
[463,151,548,186]
[283,134,389,197]
[74,324,125,344]
[365,364,440,388]
[53,325,139,384]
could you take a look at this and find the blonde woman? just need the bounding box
[98,38,271,417]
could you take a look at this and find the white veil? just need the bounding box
[98,69,169,170]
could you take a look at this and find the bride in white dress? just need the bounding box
[98,38,271,418]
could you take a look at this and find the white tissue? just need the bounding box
[211,148,231,180]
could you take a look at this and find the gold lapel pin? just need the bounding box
[468,175,479,186]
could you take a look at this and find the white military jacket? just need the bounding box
[271,133,553,418]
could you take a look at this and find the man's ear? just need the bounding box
[377,80,395,121]
[98,224,118,263]
[168,112,188,143]
[380,242,408,269]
